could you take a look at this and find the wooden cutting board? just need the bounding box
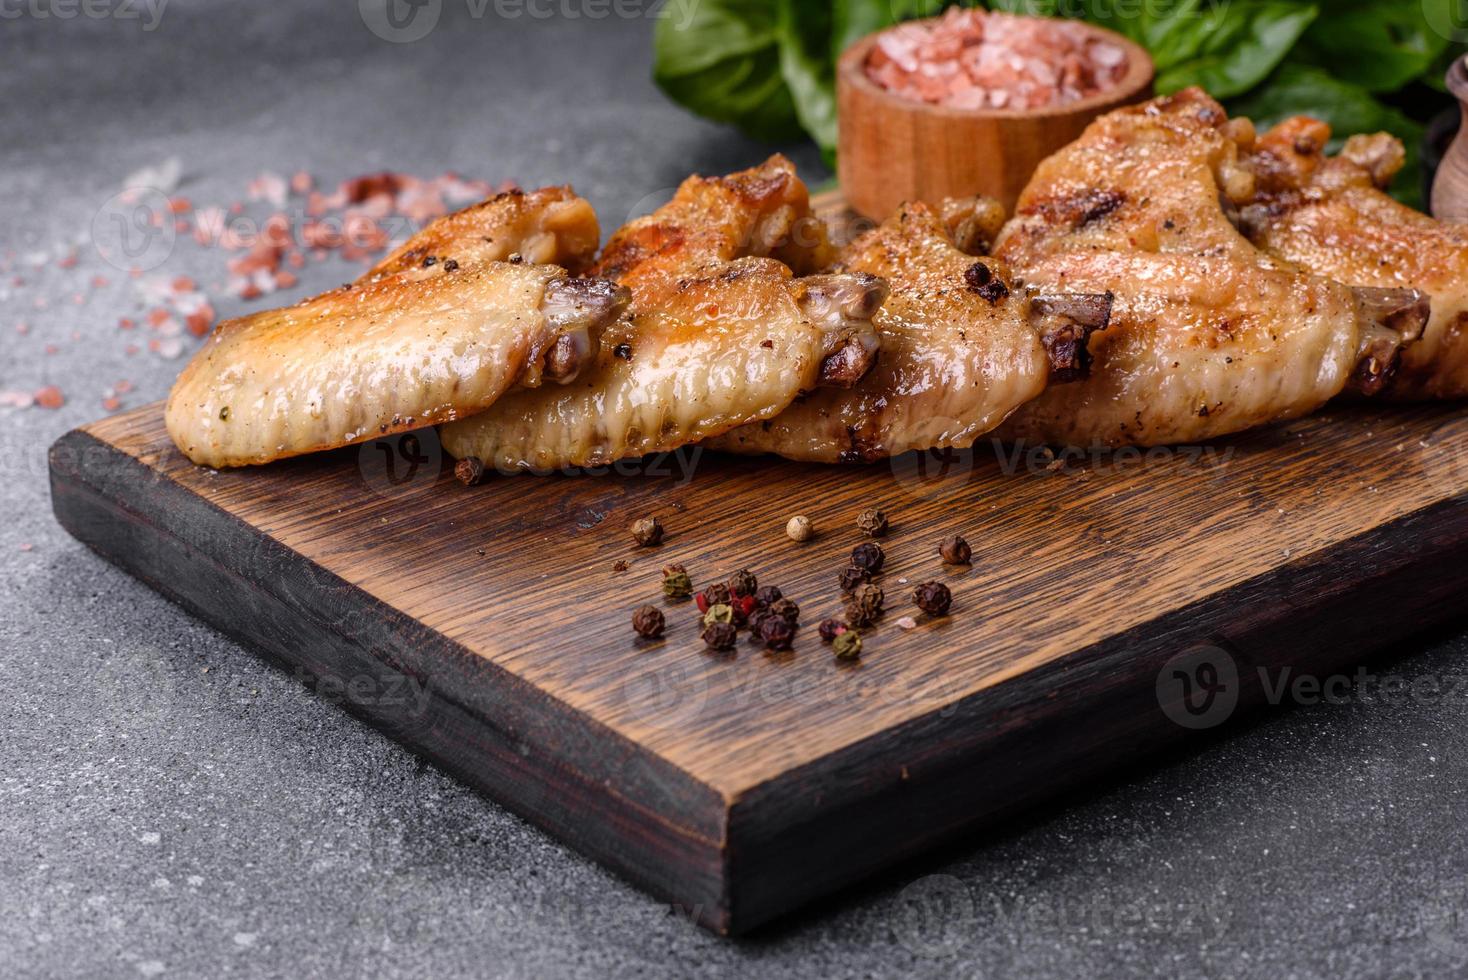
[51,397,1468,933]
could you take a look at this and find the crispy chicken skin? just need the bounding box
[993,88,1428,447]
[367,186,601,279]
[708,200,1111,462]
[166,265,627,468]
[1238,118,1468,400]
[439,156,887,472]
[167,187,626,468]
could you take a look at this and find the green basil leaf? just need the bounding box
[777,0,839,157]
[1294,0,1451,92]
[1153,2,1318,98]
[652,0,803,142]
[1228,63,1426,206]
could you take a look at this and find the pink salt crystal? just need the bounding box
[18,543,33,552]
[290,170,313,195]
[0,391,34,409]
[34,385,64,409]
[103,396,121,411]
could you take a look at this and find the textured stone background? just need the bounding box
[4,2,1468,977]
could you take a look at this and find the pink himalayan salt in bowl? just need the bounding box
[865,7,1130,112]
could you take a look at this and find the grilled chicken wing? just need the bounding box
[367,186,600,279]
[166,188,625,467]
[992,88,1428,447]
[708,199,1111,462]
[1237,118,1468,400]
[439,156,887,473]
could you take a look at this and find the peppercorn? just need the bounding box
[631,605,664,639]
[838,565,871,593]
[818,618,848,643]
[661,566,693,599]
[913,581,952,616]
[696,582,732,614]
[786,515,814,542]
[833,630,862,660]
[729,594,757,625]
[727,569,758,598]
[759,614,796,651]
[702,621,738,652]
[754,585,783,608]
[442,258,459,272]
[939,534,972,565]
[454,456,486,486]
[768,597,800,626]
[748,608,775,639]
[631,516,663,547]
[703,603,734,627]
[851,542,885,573]
[856,507,889,538]
[844,583,885,627]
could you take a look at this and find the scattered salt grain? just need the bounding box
[897,616,918,630]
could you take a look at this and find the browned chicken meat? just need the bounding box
[708,199,1111,462]
[166,187,625,467]
[992,88,1429,447]
[440,156,887,472]
[1237,117,1468,400]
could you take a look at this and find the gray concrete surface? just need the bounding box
[4,2,1468,977]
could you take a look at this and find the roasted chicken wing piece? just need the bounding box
[167,188,626,467]
[1237,118,1468,400]
[440,156,887,473]
[992,88,1428,447]
[708,199,1111,462]
[367,185,601,279]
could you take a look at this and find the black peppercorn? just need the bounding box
[422,255,438,268]
[850,543,885,573]
[443,258,460,272]
[759,614,795,651]
[702,621,738,651]
[753,585,783,608]
[913,581,952,616]
[455,456,486,486]
[727,569,758,599]
[768,597,800,625]
[838,566,871,593]
[818,618,848,643]
[631,605,664,639]
[939,534,972,565]
[844,583,885,627]
[696,582,732,613]
[856,507,888,538]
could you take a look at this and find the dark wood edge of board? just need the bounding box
[49,424,1468,935]
[47,427,736,930]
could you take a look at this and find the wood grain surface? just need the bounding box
[51,396,1468,933]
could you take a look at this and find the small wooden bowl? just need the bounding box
[1431,55,1468,222]
[836,19,1154,220]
